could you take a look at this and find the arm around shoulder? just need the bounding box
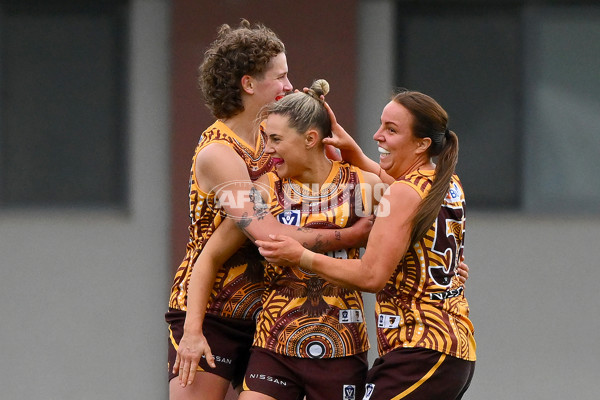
[304,182,422,292]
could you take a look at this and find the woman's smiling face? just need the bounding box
[252,52,293,108]
[264,113,306,179]
[373,101,422,178]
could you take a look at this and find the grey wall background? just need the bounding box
[0,1,171,399]
[0,1,598,399]
[358,2,600,400]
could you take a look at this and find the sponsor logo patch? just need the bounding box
[340,309,363,323]
[447,181,462,202]
[202,355,232,364]
[363,383,375,400]
[377,314,401,329]
[248,373,287,386]
[429,286,464,301]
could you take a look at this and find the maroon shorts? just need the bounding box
[165,308,255,388]
[363,348,475,400]
[242,346,368,400]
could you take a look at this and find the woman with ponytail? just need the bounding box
[257,89,476,400]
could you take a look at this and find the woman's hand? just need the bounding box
[256,234,305,266]
[349,216,375,248]
[321,101,363,164]
[325,144,342,161]
[172,330,215,388]
[456,256,469,285]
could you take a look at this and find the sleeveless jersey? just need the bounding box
[253,161,370,358]
[375,169,476,361]
[168,120,273,320]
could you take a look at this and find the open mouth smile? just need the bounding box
[378,147,390,159]
[272,157,284,167]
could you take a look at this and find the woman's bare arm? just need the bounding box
[173,218,247,387]
[321,101,395,185]
[257,182,420,292]
[196,143,371,252]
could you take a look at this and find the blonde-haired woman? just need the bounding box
[257,89,476,400]
[166,21,368,400]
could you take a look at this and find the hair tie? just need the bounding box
[444,128,450,138]
[306,89,325,104]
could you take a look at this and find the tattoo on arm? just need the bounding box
[335,230,341,241]
[249,187,268,220]
[308,234,327,253]
[301,231,336,252]
[235,213,256,242]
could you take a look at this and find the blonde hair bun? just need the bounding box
[310,79,330,98]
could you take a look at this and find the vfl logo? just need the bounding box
[343,385,356,400]
[363,383,375,400]
[277,210,301,226]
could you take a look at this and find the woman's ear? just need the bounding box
[416,137,432,154]
[305,129,320,149]
[241,75,254,94]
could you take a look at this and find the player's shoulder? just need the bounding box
[388,177,426,202]
[343,161,382,189]
[197,141,240,165]
[394,170,433,196]
[193,141,248,185]
[359,169,382,188]
[255,171,272,187]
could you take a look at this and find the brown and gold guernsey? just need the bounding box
[375,170,476,361]
[168,120,273,320]
[253,161,370,358]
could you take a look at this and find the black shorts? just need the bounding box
[242,346,368,400]
[165,308,255,388]
[363,347,475,400]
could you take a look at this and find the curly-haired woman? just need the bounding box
[165,20,368,400]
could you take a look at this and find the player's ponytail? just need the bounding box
[392,90,459,246]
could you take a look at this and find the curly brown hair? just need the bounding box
[198,19,286,119]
